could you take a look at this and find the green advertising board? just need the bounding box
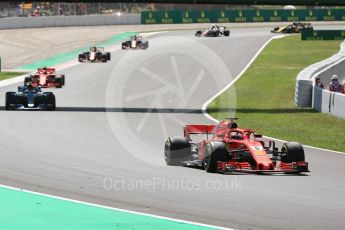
[142,9,345,24]
[302,28,345,40]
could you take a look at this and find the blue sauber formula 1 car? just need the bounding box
[5,85,56,111]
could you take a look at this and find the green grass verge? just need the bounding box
[0,72,25,81]
[207,35,345,152]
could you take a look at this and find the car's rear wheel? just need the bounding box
[55,78,63,88]
[78,54,85,62]
[281,142,305,163]
[106,52,111,60]
[164,136,191,166]
[204,141,228,173]
[5,92,16,110]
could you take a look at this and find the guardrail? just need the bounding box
[0,14,140,29]
[295,40,345,107]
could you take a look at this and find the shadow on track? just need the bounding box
[0,106,204,114]
[0,106,315,114]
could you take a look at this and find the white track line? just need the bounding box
[201,34,345,156]
[0,184,232,230]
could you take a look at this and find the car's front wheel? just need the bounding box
[44,93,56,111]
[5,92,16,110]
[204,141,228,173]
[281,142,305,163]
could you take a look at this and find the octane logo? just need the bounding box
[105,35,235,166]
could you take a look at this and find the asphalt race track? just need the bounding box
[0,26,345,230]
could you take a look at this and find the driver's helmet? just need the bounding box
[331,74,338,80]
[92,46,97,52]
[27,83,34,91]
[230,133,242,140]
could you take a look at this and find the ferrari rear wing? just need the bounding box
[184,125,216,139]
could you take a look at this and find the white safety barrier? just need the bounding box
[0,14,140,29]
[313,87,345,119]
[295,40,345,107]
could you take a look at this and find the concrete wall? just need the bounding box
[295,40,345,107]
[313,86,345,119]
[0,14,140,29]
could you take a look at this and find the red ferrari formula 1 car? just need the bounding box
[24,68,65,88]
[164,118,309,174]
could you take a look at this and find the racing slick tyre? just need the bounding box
[195,31,202,37]
[61,75,65,86]
[55,77,63,88]
[5,92,16,110]
[204,141,228,173]
[281,142,305,163]
[164,136,191,166]
[78,54,84,62]
[121,42,128,49]
[224,30,230,36]
[44,93,56,111]
[140,41,149,49]
[106,52,111,61]
[24,77,32,86]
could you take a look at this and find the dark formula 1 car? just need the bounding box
[271,22,313,33]
[164,118,309,174]
[5,85,56,111]
[24,67,65,88]
[122,36,149,49]
[78,47,111,63]
[195,24,230,37]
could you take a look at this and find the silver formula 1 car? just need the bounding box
[5,85,56,111]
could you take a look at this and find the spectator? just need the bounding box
[328,74,342,93]
[315,77,324,88]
